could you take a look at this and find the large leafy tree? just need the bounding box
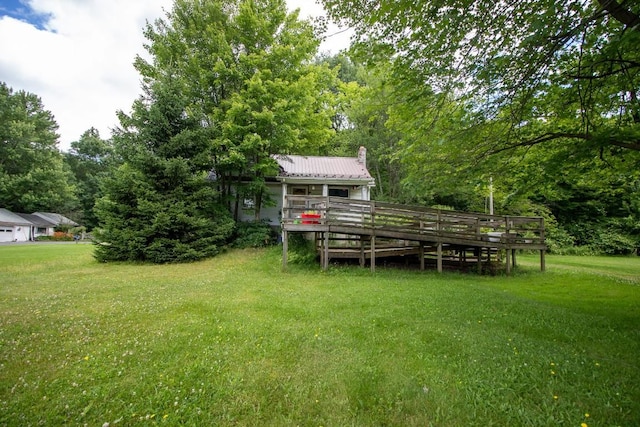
[321,0,640,252]
[137,0,336,220]
[64,128,117,230]
[0,82,76,213]
[321,0,640,157]
[95,0,335,262]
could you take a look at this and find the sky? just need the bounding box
[0,0,352,151]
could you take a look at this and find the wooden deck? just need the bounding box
[281,196,546,274]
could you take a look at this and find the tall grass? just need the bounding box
[1,244,638,426]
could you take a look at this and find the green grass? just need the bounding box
[1,244,639,426]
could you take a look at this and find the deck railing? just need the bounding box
[282,196,545,248]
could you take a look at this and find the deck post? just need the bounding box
[360,236,365,268]
[512,249,517,269]
[540,249,546,272]
[324,231,330,270]
[505,247,511,275]
[477,247,483,274]
[419,242,425,271]
[370,234,376,272]
[282,229,288,270]
[437,242,443,273]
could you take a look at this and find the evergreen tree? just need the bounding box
[94,79,234,263]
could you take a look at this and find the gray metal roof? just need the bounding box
[273,154,373,181]
[0,208,33,226]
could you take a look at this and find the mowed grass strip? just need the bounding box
[1,244,638,426]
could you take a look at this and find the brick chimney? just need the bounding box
[357,146,366,165]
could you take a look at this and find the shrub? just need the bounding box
[42,231,73,241]
[545,226,576,254]
[591,228,638,255]
[232,220,277,248]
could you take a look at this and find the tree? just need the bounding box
[137,0,337,221]
[320,0,640,157]
[64,128,117,230]
[0,82,76,213]
[95,0,334,262]
[94,78,235,263]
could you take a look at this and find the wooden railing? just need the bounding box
[282,196,545,248]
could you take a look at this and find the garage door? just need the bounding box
[0,227,14,242]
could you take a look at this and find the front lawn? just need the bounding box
[1,244,638,426]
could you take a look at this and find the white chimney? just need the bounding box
[357,146,366,165]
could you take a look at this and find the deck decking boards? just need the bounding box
[281,196,546,274]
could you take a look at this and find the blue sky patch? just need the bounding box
[0,0,51,30]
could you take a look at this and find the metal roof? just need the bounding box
[273,154,373,181]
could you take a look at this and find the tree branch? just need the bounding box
[489,131,640,154]
[597,0,640,31]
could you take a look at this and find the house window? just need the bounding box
[329,188,349,198]
[0,228,11,233]
[37,227,47,234]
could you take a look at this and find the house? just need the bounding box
[15,213,57,239]
[234,147,375,225]
[0,208,33,242]
[0,209,79,242]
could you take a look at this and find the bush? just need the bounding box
[38,231,73,241]
[591,228,638,255]
[545,226,576,254]
[232,221,277,248]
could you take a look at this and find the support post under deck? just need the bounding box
[282,230,288,270]
[437,242,443,273]
[324,231,330,270]
[370,234,376,272]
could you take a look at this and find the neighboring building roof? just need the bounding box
[273,154,374,183]
[0,208,33,226]
[15,213,56,227]
[33,212,78,227]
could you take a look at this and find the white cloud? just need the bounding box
[0,0,350,151]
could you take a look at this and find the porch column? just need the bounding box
[322,184,328,197]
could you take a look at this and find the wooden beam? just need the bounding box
[541,249,546,272]
[419,242,425,271]
[324,231,330,270]
[505,248,511,275]
[282,230,288,270]
[437,242,443,273]
[371,235,376,273]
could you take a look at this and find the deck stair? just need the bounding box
[281,196,546,274]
